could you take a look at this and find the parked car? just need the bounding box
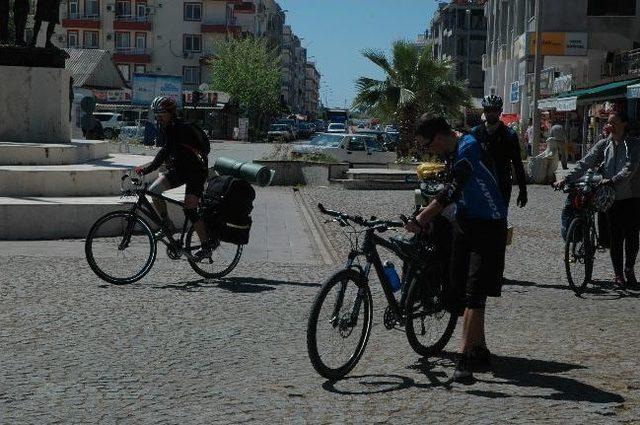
[298,122,316,139]
[384,125,398,133]
[93,112,125,139]
[327,123,347,133]
[276,118,299,139]
[291,133,396,164]
[267,124,294,142]
[355,129,400,151]
[313,119,327,132]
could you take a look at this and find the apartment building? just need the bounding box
[281,24,309,114]
[484,0,640,117]
[304,62,320,117]
[429,0,487,98]
[55,0,283,90]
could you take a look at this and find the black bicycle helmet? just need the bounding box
[481,95,503,110]
[151,96,178,114]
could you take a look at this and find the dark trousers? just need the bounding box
[607,199,640,275]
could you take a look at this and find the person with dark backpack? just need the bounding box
[471,95,528,208]
[134,96,212,261]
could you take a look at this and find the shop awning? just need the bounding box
[539,78,640,111]
[628,83,640,99]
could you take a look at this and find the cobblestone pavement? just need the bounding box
[1,186,639,423]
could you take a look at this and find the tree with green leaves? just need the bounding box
[354,40,471,157]
[205,37,282,140]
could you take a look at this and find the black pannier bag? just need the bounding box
[202,175,256,245]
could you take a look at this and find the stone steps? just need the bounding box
[0,154,152,197]
[0,140,109,165]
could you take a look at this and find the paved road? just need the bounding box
[1,185,639,423]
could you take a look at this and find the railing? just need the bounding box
[66,12,100,20]
[114,14,150,23]
[601,48,640,78]
[115,47,151,55]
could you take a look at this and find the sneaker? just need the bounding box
[192,247,212,262]
[452,353,474,384]
[470,346,492,372]
[614,275,626,288]
[624,269,638,286]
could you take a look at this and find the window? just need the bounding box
[134,64,146,74]
[68,0,79,17]
[118,64,131,81]
[86,0,99,17]
[183,34,202,52]
[116,32,130,49]
[346,137,366,151]
[67,30,79,48]
[184,3,202,21]
[83,31,99,48]
[183,66,200,84]
[587,0,636,15]
[116,0,132,17]
[136,1,147,17]
[364,138,384,152]
[135,32,146,49]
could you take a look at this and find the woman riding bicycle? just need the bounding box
[553,111,640,286]
[134,96,212,262]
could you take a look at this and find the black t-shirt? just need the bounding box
[144,119,207,176]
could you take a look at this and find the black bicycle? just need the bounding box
[85,174,243,284]
[306,204,458,380]
[560,171,613,294]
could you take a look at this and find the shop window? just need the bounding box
[587,0,636,16]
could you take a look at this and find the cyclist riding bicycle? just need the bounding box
[471,95,527,208]
[134,96,212,261]
[405,115,508,384]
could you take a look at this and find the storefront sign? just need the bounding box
[510,81,520,103]
[527,32,588,56]
[553,75,573,94]
[183,90,219,105]
[132,74,183,107]
[628,83,640,99]
[93,89,132,103]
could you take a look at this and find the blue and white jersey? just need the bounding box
[437,134,507,221]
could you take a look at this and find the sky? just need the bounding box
[278,0,438,109]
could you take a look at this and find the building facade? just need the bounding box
[304,62,320,117]
[483,0,640,118]
[429,0,487,98]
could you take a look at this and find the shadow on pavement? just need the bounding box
[504,278,640,299]
[323,353,624,405]
[154,276,320,293]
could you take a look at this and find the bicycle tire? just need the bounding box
[85,210,157,285]
[306,268,372,380]
[565,218,593,294]
[184,224,243,279]
[404,272,458,357]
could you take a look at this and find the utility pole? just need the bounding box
[531,0,544,156]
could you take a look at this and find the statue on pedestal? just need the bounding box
[0,0,30,45]
[30,0,61,48]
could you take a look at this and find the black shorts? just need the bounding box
[165,164,207,197]
[448,219,507,312]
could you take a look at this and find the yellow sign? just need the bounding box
[527,32,588,56]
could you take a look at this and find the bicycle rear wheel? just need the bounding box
[404,268,457,357]
[85,211,157,284]
[565,218,594,294]
[185,224,243,279]
[307,269,372,380]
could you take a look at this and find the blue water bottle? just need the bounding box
[383,261,402,292]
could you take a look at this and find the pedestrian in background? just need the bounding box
[547,122,568,170]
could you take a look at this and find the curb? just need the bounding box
[292,189,339,266]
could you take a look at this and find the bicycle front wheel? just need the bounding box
[565,218,594,294]
[185,224,243,279]
[306,269,372,380]
[85,211,157,284]
[404,268,458,357]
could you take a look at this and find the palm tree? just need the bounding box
[354,40,471,157]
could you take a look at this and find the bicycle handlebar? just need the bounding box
[317,203,404,229]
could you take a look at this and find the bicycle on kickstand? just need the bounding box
[557,171,613,295]
[306,204,458,380]
[85,174,243,285]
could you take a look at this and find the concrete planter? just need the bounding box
[390,163,420,171]
[253,160,349,186]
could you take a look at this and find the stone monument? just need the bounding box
[30,0,61,48]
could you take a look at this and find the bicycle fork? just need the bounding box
[330,262,372,328]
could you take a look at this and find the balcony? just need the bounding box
[62,13,100,29]
[112,47,152,64]
[114,15,152,31]
[234,2,256,14]
[201,21,241,35]
[601,48,640,80]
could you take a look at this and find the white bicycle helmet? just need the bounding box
[593,185,615,212]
